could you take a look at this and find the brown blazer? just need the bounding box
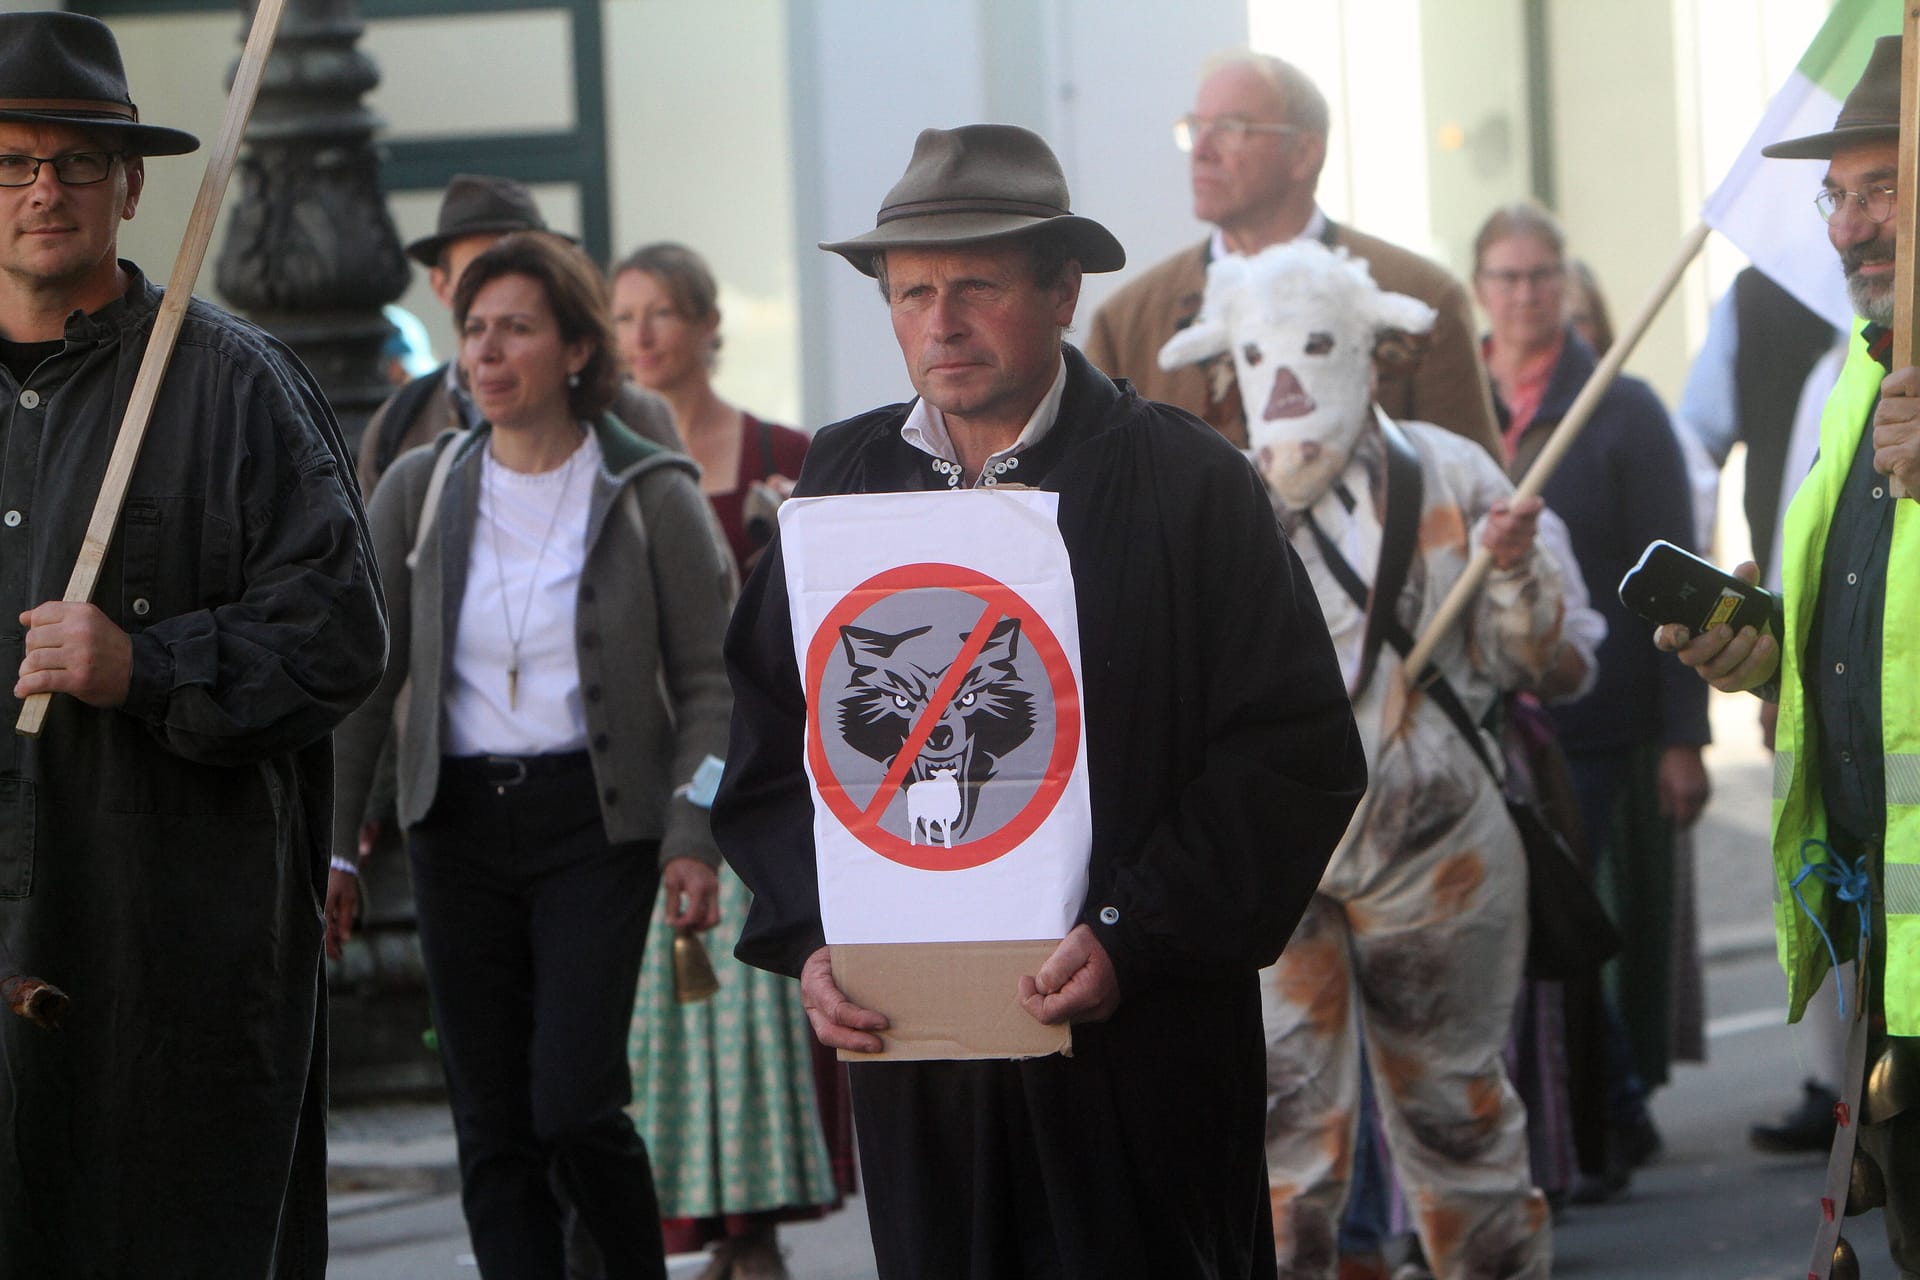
[1083,225,1501,457]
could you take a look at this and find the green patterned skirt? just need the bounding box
[626,862,840,1218]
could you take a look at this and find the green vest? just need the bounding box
[1773,320,1920,1033]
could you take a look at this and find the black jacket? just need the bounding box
[714,345,1363,1279]
[0,263,387,1278]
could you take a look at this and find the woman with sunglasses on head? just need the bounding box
[325,231,735,1279]
[611,243,849,1280]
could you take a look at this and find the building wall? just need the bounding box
[88,0,1843,426]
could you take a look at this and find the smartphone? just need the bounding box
[1618,540,1782,636]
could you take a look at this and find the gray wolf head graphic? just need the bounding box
[836,616,1037,841]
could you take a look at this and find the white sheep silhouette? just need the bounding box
[906,767,962,848]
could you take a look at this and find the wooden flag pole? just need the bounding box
[15,0,289,738]
[1399,219,1713,679]
[1891,6,1920,504]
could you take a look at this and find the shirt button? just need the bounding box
[603,787,619,806]
[1835,662,1846,676]
[1,510,19,528]
[1848,573,1859,585]
[1099,906,1120,925]
[17,389,38,409]
[131,597,151,617]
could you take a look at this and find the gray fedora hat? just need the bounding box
[820,124,1125,277]
[404,173,574,267]
[1763,34,1900,159]
[0,12,198,156]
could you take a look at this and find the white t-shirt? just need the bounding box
[444,431,601,756]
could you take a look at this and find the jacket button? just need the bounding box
[585,684,602,703]
[17,389,38,409]
[603,787,619,806]
[2,510,19,528]
[580,630,599,649]
[1099,906,1119,925]
[579,584,596,603]
[131,597,151,617]
[592,733,609,752]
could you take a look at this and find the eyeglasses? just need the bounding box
[0,151,125,188]
[1477,265,1565,293]
[1173,114,1301,153]
[1814,184,1896,224]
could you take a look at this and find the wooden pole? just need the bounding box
[15,0,290,738]
[1399,220,1713,679]
[1892,7,1920,503]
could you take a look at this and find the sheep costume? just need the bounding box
[1161,241,1561,1280]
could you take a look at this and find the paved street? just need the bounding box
[328,690,1902,1277]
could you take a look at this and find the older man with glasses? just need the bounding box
[1085,50,1500,460]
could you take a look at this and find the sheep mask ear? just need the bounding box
[1158,312,1231,370]
[1157,253,1254,372]
[1370,289,1438,339]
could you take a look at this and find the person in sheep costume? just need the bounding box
[1161,240,1565,1280]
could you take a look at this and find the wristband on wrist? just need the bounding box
[329,855,360,877]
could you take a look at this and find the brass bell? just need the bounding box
[672,931,720,1005]
[1847,1150,1887,1215]
[1831,1235,1861,1280]
[1867,1040,1920,1123]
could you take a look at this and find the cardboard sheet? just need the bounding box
[832,939,1071,1061]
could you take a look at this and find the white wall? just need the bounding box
[788,0,1247,429]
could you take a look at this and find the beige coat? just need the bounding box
[1084,226,1500,458]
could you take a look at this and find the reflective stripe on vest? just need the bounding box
[1773,320,1920,1034]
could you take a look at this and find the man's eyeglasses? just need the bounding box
[1814,184,1896,224]
[0,152,125,188]
[1477,265,1565,293]
[1173,114,1300,153]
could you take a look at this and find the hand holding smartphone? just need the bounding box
[1618,541,1782,637]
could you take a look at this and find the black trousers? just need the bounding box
[409,753,666,1280]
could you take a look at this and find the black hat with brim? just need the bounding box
[0,12,199,157]
[1762,34,1901,159]
[404,173,574,267]
[821,124,1125,277]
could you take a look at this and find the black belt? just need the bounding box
[444,751,591,793]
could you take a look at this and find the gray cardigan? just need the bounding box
[333,414,735,868]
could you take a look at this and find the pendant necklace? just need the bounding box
[486,440,578,711]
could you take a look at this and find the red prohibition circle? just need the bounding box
[805,563,1081,872]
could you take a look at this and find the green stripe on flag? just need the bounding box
[1801,0,1902,96]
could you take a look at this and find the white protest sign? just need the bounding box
[780,489,1091,945]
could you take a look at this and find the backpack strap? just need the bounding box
[405,430,469,572]
[374,366,448,479]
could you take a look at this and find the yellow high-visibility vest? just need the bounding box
[1774,320,1920,1032]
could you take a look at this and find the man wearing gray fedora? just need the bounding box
[355,173,679,497]
[1659,34,1920,1272]
[0,11,386,1278]
[714,123,1366,1278]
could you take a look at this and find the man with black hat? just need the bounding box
[1659,34,1920,1272]
[0,12,385,1277]
[713,123,1366,1277]
[355,173,679,497]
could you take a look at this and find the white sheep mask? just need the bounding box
[1157,241,1437,510]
